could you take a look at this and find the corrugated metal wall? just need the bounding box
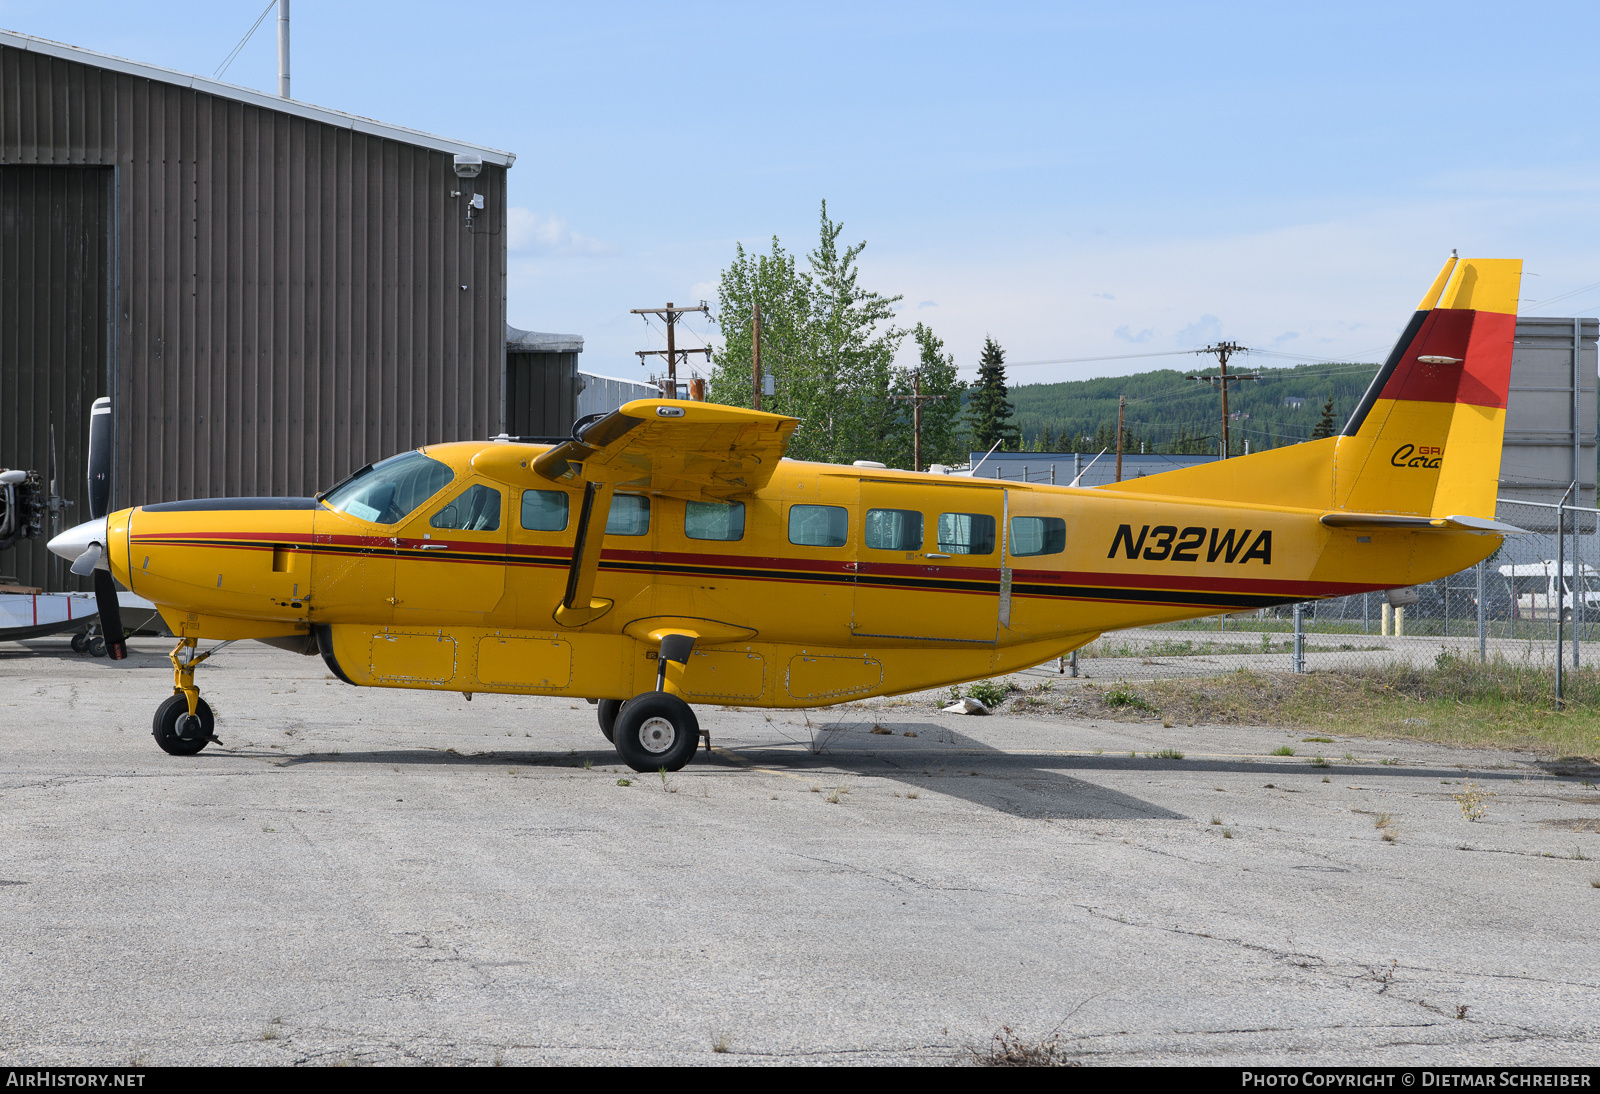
[0,165,111,589]
[506,351,582,437]
[576,372,660,419]
[1499,316,1597,526]
[0,44,506,541]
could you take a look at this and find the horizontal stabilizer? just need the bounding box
[1319,512,1527,535]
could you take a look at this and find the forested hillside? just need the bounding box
[1002,361,1381,454]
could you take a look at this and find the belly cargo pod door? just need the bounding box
[393,478,509,620]
[853,480,1001,645]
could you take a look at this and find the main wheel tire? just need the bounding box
[597,698,624,743]
[612,692,701,772]
[87,635,107,657]
[152,694,215,756]
[70,631,88,653]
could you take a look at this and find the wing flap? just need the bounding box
[533,400,799,500]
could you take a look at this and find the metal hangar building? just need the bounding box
[0,28,514,588]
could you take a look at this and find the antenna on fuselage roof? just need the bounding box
[1067,447,1109,489]
[965,439,1005,479]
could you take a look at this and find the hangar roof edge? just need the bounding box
[0,28,516,167]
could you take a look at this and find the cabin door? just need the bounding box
[392,478,509,618]
[853,481,1001,645]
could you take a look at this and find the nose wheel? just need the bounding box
[154,638,231,755]
[153,694,216,756]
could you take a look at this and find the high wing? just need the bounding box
[531,400,800,501]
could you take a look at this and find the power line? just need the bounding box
[215,1,277,79]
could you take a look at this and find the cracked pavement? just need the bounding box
[1,637,1598,1065]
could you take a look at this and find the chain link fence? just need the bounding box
[1029,498,1600,686]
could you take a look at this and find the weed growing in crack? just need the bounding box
[1303,736,1333,743]
[583,759,592,770]
[1311,755,1330,768]
[1222,828,1234,839]
[1271,746,1295,756]
[1210,815,1223,825]
[825,784,851,805]
[616,778,632,787]
[968,1024,1079,1068]
[907,791,920,800]
[1155,748,1185,760]
[1454,780,1496,822]
[1455,1005,1470,1020]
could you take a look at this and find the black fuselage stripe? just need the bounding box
[135,538,1306,608]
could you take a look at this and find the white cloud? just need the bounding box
[1175,315,1222,346]
[507,208,615,255]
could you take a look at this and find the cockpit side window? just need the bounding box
[430,483,502,531]
[321,451,454,525]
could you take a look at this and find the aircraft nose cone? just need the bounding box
[47,517,109,567]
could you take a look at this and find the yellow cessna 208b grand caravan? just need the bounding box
[49,256,1523,771]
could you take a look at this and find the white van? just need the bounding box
[1496,561,1600,622]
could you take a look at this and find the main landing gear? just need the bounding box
[153,639,231,756]
[596,634,706,773]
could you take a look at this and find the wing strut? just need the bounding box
[554,480,615,627]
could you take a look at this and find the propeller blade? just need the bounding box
[92,569,127,660]
[87,397,112,520]
[69,541,103,576]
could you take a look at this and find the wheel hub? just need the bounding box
[637,715,676,754]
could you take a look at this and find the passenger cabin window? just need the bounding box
[864,508,922,551]
[789,504,848,548]
[937,512,996,555]
[521,489,569,532]
[1010,516,1066,557]
[606,494,651,536]
[430,484,502,531]
[685,500,745,542]
[321,450,453,525]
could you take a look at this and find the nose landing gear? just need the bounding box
[154,639,231,755]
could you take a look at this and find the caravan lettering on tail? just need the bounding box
[1108,524,1273,565]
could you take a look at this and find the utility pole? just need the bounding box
[632,301,711,398]
[1115,395,1125,483]
[752,302,762,412]
[1187,341,1257,460]
[892,370,948,472]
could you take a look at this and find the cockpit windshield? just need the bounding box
[320,451,453,525]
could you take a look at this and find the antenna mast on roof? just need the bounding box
[277,0,290,98]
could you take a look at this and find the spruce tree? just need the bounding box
[1309,396,1337,440]
[968,336,1019,452]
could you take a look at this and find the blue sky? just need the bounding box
[6,1,1600,385]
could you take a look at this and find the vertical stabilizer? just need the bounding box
[1333,257,1521,519]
